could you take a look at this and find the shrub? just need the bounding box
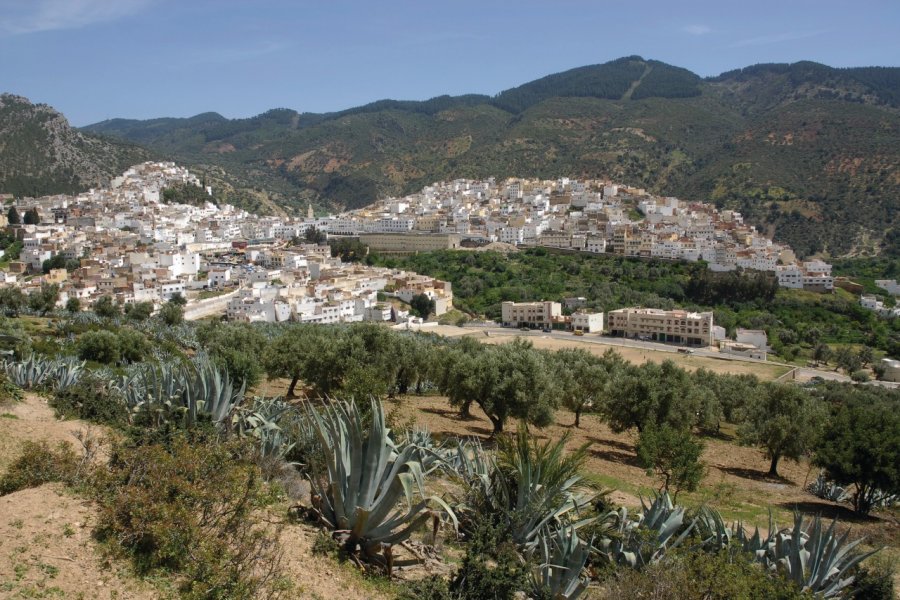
[0,441,80,495]
[850,555,896,600]
[597,547,810,599]
[450,520,538,600]
[76,329,121,364]
[93,434,285,599]
[50,372,128,426]
[0,371,23,406]
[398,576,454,600]
[850,370,870,383]
[116,328,150,364]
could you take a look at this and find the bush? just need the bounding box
[76,329,121,364]
[51,373,128,426]
[851,556,896,600]
[398,576,454,600]
[93,434,285,599]
[116,328,150,364]
[450,520,537,600]
[598,548,810,599]
[851,370,870,383]
[0,440,80,495]
[0,371,23,406]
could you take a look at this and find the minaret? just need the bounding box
[307,203,314,220]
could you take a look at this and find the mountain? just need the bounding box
[0,94,150,198]
[64,57,900,256]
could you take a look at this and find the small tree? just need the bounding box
[23,208,40,225]
[0,287,25,317]
[65,297,81,314]
[124,301,154,321]
[555,347,624,427]
[159,300,185,325]
[815,396,900,514]
[738,383,826,477]
[636,424,705,500]
[410,293,436,320]
[834,346,862,374]
[6,206,20,225]
[813,343,833,366]
[94,295,120,319]
[77,330,121,364]
[168,292,187,306]
[27,283,59,315]
[857,346,874,369]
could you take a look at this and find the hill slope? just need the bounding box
[0,94,150,197]
[39,57,900,256]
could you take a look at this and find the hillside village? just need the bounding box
[339,177,835,293]
[0,162,451,324]
[0,162,858,334]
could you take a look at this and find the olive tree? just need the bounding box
[738,383,827,477]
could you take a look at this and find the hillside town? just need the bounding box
[0,162,452,325]
[335,177,834,293]
[0,163,838,343]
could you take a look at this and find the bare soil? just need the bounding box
[385,394,900,549]
[0,483,156,599]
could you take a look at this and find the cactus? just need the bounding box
[807,474,850,503]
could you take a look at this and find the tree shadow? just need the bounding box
[776,501,879,524]
[591,447,643,469]
[421,406,463,419]
[719,466,794,485]
[586,436,635,454]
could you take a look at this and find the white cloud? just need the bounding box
[683,24,711,35]
[731,29,829,47]
[0,0,153,35]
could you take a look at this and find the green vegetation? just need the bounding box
[80,59,900,257]
[0,93,149,198]
[0,310,895,598]
[374,249,900,360]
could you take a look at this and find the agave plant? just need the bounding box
[694,505,732,551]
[307,398,456,561]
[49,356,85,393]
[118,356,245,430]
[765,513,881,598]
[4,354,59,389]
[238,397,298,461]
[598,492,695,569]
[532,524,592,600]
[807,474,850,503]
[450,427,597,552]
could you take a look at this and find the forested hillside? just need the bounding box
[0,94,149,198]
[82,57,900,258]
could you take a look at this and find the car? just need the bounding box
[542,327,552,333]
[677,348,693,354]
[573,330,584,336]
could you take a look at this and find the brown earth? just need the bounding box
[0,483,156,599]
[0,394,394,600]
[384,394,899,550]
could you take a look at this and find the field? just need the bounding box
[385,393,899,552]
[426,325,792,380]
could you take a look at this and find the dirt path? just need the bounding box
[0,393,103,472]
[0,483,157,599]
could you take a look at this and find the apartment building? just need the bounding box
[607,307,714,346]
[571,311,604,333]
[358,233,461,254]
[501,301,562,329]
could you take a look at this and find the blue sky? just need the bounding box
[1,0,898,126]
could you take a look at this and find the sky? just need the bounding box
[1,0,898,126]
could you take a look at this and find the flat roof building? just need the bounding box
[607,307,713,346]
